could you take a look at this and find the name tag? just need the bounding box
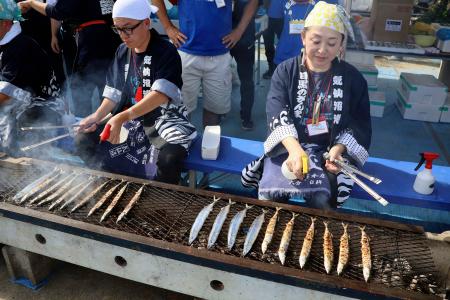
[306,117,329,136]
[215,0,226,8]
[289,20,304,34]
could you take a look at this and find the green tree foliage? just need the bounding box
[419,0,450,24]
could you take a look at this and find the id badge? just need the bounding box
[215,0,226,8]
[289,20,304,34]
[306,116,329,136]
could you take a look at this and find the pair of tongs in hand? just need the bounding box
[323,152,389,206]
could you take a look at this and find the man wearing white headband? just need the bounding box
[75,0,197,184]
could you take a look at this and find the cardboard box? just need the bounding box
[369,87,385,118]
[440,95,450,123]
[370,0,414,43]
[345,50,375,65]
[396,89,442,122]
[399,73,448,106]
[355,64,379,87]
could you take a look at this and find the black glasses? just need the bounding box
[111,21,143,36]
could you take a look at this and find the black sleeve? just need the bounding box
[45,0,82,20]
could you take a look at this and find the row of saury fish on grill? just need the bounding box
[189,197,372,282]
[12,168,144,223]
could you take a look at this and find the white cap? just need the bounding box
[112,0,158,20]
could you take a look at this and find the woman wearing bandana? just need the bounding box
[75,0,197,184]
[242,1,371,209]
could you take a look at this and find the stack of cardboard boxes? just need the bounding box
[396,73,448,122]
[346,55,385,118]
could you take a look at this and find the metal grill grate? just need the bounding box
[0,161,443,297]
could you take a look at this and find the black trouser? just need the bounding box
[262,17,283,71]
[74,127,187,184]
[231,14,256,123]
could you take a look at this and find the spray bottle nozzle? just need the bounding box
[414,152,439,171]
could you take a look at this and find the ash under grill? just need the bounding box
[0,160,444,299]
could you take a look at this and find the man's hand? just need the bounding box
[325,144,346,174]
[222,28,244,49]
[166,25,187,48]
[18,0,32,13]
[285,148,309,181]
[77,113,100,134]
[103,113,128,144]
[50,35,60,54]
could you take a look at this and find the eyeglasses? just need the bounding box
[111,21,143,36]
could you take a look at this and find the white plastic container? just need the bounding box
[201,126,221,160]
[413,168,435,195]
[281,160,297,180]
[399,72,448,106]
[396,89,442,122]
[355,64,378,87]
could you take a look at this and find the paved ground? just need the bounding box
[0,250,194,300]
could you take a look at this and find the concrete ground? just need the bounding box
[0,248,194,300]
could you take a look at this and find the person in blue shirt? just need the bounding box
[154,0,257,127]
[273,0,338,67]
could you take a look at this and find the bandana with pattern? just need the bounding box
[304,1,354,41]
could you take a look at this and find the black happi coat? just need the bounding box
[242,55,372,205]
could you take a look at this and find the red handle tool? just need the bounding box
[99,124,111,143]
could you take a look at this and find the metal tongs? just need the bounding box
[19,124,80,152]
[323,152,389,206]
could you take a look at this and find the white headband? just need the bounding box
[112,0,158,20]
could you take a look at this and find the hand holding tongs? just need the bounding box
[323,152,389,206]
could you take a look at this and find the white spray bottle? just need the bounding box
[413,152,439,195]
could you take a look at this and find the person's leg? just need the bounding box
[155,143,187,184]
[233,45,255,130]
[263,17,283,79]
[202,53,232,127]
[178,51,202,116]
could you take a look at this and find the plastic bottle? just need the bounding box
[413,152,439,195]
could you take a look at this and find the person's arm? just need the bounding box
[77,98,117,133]
[0,93,10,105]
[18,0,48,16]
[105,92,168,144]
[223,0,259,48]
[50,19,61,54]
[153,0,187,48]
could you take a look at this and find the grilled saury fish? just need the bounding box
[299,217,316,268]
[208,199,235,249]
[227,204,252,250]
[242,209,267,256]
[323,221,334,274]
[261,207,281,254]
[278,212,298,265]
[189,196,221,245]
[360,226,371,282]
[337,222,349,275]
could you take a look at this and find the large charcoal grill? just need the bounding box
[0,158,445,299]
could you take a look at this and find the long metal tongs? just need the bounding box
[323,152,389,206]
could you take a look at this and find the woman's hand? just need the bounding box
[18,0,32,13]
[325,143,346,174]
[285,147,309,181]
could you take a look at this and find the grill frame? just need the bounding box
[0,158,443,299]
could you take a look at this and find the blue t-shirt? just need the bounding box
[178,0,232,56]
[273,0,339,65]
